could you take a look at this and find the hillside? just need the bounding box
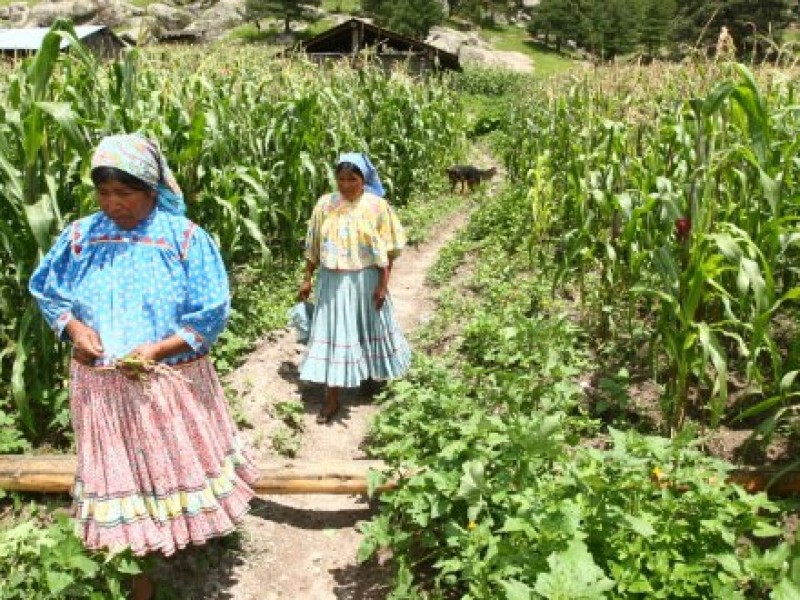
[0,0,580,76]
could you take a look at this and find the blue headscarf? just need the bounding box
[91,133,187,216]
[336,152,386,197]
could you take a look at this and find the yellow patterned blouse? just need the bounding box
[304,192,406,271]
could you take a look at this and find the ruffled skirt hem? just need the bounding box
[299,267,411,388]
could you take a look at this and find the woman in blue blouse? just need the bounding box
[29,133,256,600]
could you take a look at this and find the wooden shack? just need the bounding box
[0,25,127,59]
[294,18,460,74]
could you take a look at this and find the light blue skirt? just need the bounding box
[299,267,411,388]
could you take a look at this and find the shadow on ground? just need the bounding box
[248,497,375,530]
[330,559,393,600]
[151,533,245,600]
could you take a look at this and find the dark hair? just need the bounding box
[335,162,364,179]
[91,166,153,192]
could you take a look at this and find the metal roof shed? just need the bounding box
[0,25,127,59]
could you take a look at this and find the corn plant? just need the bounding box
[501,60,800,436]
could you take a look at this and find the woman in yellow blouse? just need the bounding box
[298,152,411,423]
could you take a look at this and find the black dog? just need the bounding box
[445,165,498,193]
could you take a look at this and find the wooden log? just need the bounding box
[0,455,395,495]
[726,468,800,496]
[3,455,800,497]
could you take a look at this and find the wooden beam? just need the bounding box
[0,455,395,495]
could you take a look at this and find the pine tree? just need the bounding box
[362,0,446,39]
[640,0,676,58]
[570,0,642,59]
[243,0,321,34]
[528,0,583,52]
[602,0,645,58]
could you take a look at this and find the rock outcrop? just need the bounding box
[146,2,194,32]
[460,46,534,72]
[179,0,245,40]
[426,26,534,73]
[1,3,31,26]
[0,0,245,43]
[95,1,143,28]
[0,0,142,29]
[26,0,99,26]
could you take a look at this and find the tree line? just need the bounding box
[529,0,797,59]
[241,0,797,60]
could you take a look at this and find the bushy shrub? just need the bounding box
[0,515,141,599]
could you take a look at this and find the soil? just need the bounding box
[157,197,474,599]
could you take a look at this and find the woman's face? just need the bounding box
[336,170,365,201]
[96,180,157,230]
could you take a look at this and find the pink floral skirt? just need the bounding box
[69,358,258,557]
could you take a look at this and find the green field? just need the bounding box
[478,23,576,77]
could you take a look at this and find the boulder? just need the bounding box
[95,1,143,28]
[5,3,29,25]
[181,0,245,40]
[302,5,327,19]
[117,16,152,45]
[146,3,194,32]
[26,0,99,27]
[426,25,534,72]
[426,26,487,56]
[459,46,534,73]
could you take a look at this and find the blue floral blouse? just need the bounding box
[29,207,230,366]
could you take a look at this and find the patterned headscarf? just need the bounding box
[336,152,386,197]
[91,133,186,215]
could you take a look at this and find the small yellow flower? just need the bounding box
[650,466,667,488]
[467,520,477,531]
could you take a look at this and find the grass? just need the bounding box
[320,0,361,12]
[477,23,576,78]
[228,23,282,43]
[783,25,800,44]
[300,16,339,39]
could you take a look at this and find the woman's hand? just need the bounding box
[373,282,388,310]
[65,320,104,365]
[127,343,162,363]
[298,261,317,301]
[118,343,162,379]
[297,279,313,301]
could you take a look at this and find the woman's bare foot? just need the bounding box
[131,574,155,600]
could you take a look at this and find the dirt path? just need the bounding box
[201,205,473,600]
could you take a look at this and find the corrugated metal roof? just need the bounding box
[0,26,106,51]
